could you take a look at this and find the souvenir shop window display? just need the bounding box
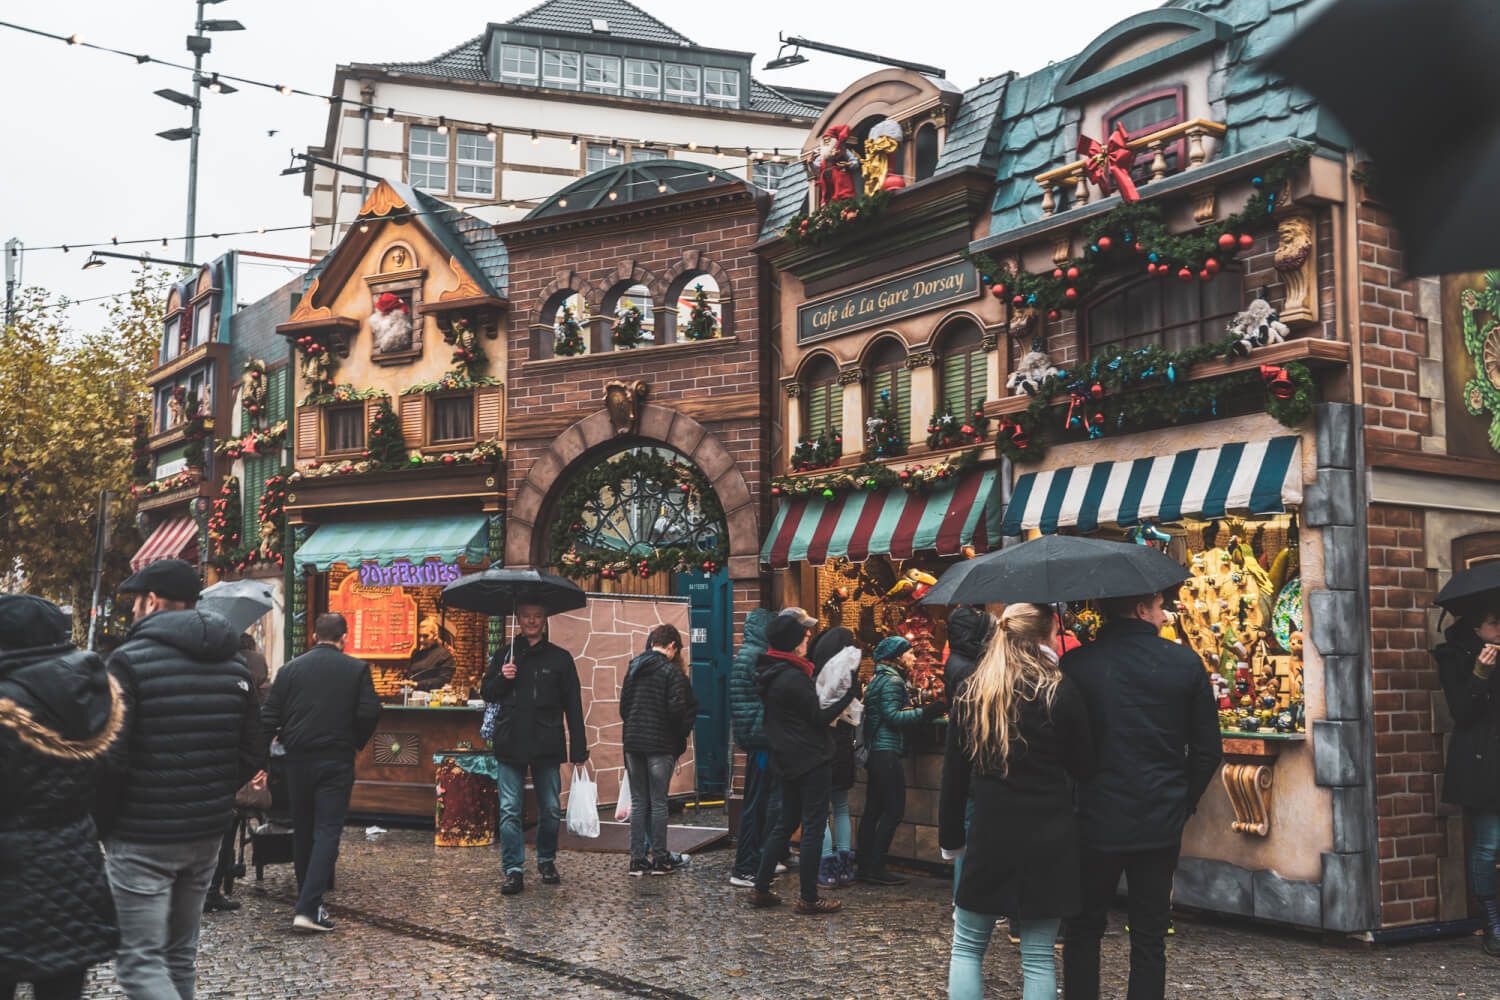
[815,556,951,706]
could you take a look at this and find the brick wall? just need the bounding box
[1355,203,1427,453]
[1366,503,1443,926]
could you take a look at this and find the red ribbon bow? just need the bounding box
[1077,123,1140,203]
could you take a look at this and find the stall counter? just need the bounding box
[352,705,485,820]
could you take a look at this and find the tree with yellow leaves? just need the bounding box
[0,271,166,632]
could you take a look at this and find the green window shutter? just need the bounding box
[807,384,827,438]
[829,385,843,438]
[268,367,288,425]
[942,354,966,414]
[969,351,987,413]
[242,457,266,544]
[872,370,892,417]
[896,367,911,429]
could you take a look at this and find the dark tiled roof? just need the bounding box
[933,74,1012,174]
[759,169,810,242]
[505,0,692,46]
[452,215,510,295]
[409,188,506,297]
[748,79,827,119]
[986,0,1344,236]
[378,34,487,81]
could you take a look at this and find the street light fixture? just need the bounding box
[157,127,195,141]
[761,32,946,78]
[82,251,197,272]
[198,19,244,31]
[166,0,243,263]
[155,88,201,109]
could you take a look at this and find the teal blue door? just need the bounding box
[676,568,732,795]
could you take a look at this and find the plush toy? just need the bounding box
[371,291,414,354]
[813,125,861,206]
[1006,350,1059,396]
[860,119,907,197]
[1226,298,1289,357]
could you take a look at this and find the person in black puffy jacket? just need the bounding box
[1434,602,1500,956]
[0,594,123,1000]
[1060,591,1220,1000]
[619,624,697,875]
[942,606,993,696]
[728,609,779,886]
[100,558,262,1000]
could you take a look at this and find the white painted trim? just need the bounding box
[1369,468,1500,514]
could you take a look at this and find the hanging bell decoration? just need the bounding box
[1260,364,1296,400]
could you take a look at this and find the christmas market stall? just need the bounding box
[276,180,508,819]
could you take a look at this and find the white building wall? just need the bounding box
[309,75,811,255]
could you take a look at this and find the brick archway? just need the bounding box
[534,268,603,327]
[592,258,668,310]
[661,250,735,304]
[506,402,759,581]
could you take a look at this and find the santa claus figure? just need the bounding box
[813,125,861,206]
[371,291,413,354]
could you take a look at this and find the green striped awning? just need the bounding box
[1001,436,1302,536]
[293,515,489,571]
[760,469,1002,568]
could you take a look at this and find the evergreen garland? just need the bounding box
[790,430,841,472]
[553,305,586,357]
[209,470,290,574]
[366,399,407,470]
[206,476,241,556]
[180,389,207,470]
[783,190,892,248]
[682,284,719,340]
[550,450,728,580]
[240,359,270,429]
[926,403,990,450]
[771,449,981,501]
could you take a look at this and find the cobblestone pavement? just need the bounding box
[67,827,1498,1000]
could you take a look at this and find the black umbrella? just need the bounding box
[1434,561,1500,612]
[1263,0,1500,275]
[921,533,1189,606]
[440,567,587,617]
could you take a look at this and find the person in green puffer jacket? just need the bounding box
[856,635,945,885]
[728,609,778,886]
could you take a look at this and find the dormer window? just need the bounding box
[583,54,621,95]
[1105,86,1186,184]
[500,44,539,84]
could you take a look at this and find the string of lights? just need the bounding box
[0,19,812,163]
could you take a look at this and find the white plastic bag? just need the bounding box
[614,766,632,822]
[566,766,600,838]
[816,646,861,708]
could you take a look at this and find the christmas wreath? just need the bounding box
[554,305,586,357]
[611,299,651,349]
[681,284,719,341]
[771,449,981,501]
[550,450,728,580]
[791,431,841,472]
[783,191,891,249]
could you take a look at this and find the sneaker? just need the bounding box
[837,850,855,887]
[501,871,524,895]
[628,859,651,877]
[292,912,334,933]
[203,889,242,913]
[860,868,908,886]
[817,856,839,889]
[651,854,689,875]
[728,873,756,888]
[774,862,789,874]
[538,861,560,885]
[795,896,843,915]
[748,889,782,908]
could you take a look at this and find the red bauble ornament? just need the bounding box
[1012,294,1024,306]
[679,482,691,493]
[1064,287,1079,300]
[991,284,1006,297]
[1066,266,1080,280]
[1238,233,1255,249]
[1146,263,1157,274]
[1218,233,1237,251]
[1134,242,1144,252]
[771,486,781,496]
[1097,236,1113,250]
[1198,269,1211,280]
[1047,309,1060,320]
[1205,258,1221,274]
[898,470,911,480]
[1089,382,1104,400]
[1177,267,1194,280]
[1052,268,1064,279]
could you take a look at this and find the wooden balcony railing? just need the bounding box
[1034,118,1229,217]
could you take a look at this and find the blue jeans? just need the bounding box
[949,907,1060,1000]
[497,761,561,875]
[626,752,675,865]
[105,835,223,1000]
[1471,809,1500,898]
[952,795,975,898]
[733,751,782,878]
[821,786,851,858]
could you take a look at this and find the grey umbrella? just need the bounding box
[441,568,589,667]
[198,579,277,634]
[921,533,1189,606]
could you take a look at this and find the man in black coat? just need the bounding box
[481,601,589,896]
[749,614,853,915]
[259,612,380,933]
[100,558,263,999]
[619,623,697,875]
[1060,591,1221,1000]
[942,605,992,696]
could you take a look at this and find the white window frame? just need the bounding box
[500,44,539,83]
[625,58,661,98]
[582,54,621,94]
[542,49,580,89]
[408,125,448,193]
[586,143,623,173]
[663,63,700,104]
[162,316,180,362]
[753,160,788,190]
[631,147,668,162]
[455,130,495,197]
[191,300,213,347]
[704,67,740,108]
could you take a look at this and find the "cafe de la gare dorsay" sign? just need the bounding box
[797,259,980,343]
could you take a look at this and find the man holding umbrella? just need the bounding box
[481,600,590,896]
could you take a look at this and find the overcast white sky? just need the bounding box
[0,0,1160,324]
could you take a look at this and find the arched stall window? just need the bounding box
[603,281,655,349]
[674,273,722,342]
[801,354,842,441]
[865,337,910,429]
[539,290,593,359]
[1086,269,1244,354]
[936,319,987,419]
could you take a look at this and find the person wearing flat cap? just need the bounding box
[748,612,855,915]
[857,634,946,886]
[98,558,263,999]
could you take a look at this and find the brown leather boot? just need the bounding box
[748,889,782,908]
[795,896,843,915]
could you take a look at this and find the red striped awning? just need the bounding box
[761,469,1002,569]
[131,516,199,571]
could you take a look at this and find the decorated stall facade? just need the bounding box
[275,179,508,817]
[497,159,772,796]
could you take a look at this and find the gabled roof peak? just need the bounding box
[503,0,693,47]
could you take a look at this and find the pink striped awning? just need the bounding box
[760,469,1003,569]
[130,516,199,571]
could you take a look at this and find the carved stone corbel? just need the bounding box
[1052,239,1072,266]
[1222,762,1274,836]
[1193,191,1217,225]
[783,380,801,398]
[1274,214,1319,327]
[979,334,999,353]
[904,350,936,369]
[837,367,864,386]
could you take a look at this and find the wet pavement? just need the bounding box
[66,825,1499,999]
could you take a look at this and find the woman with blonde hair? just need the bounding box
[939,603,1095,1000]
